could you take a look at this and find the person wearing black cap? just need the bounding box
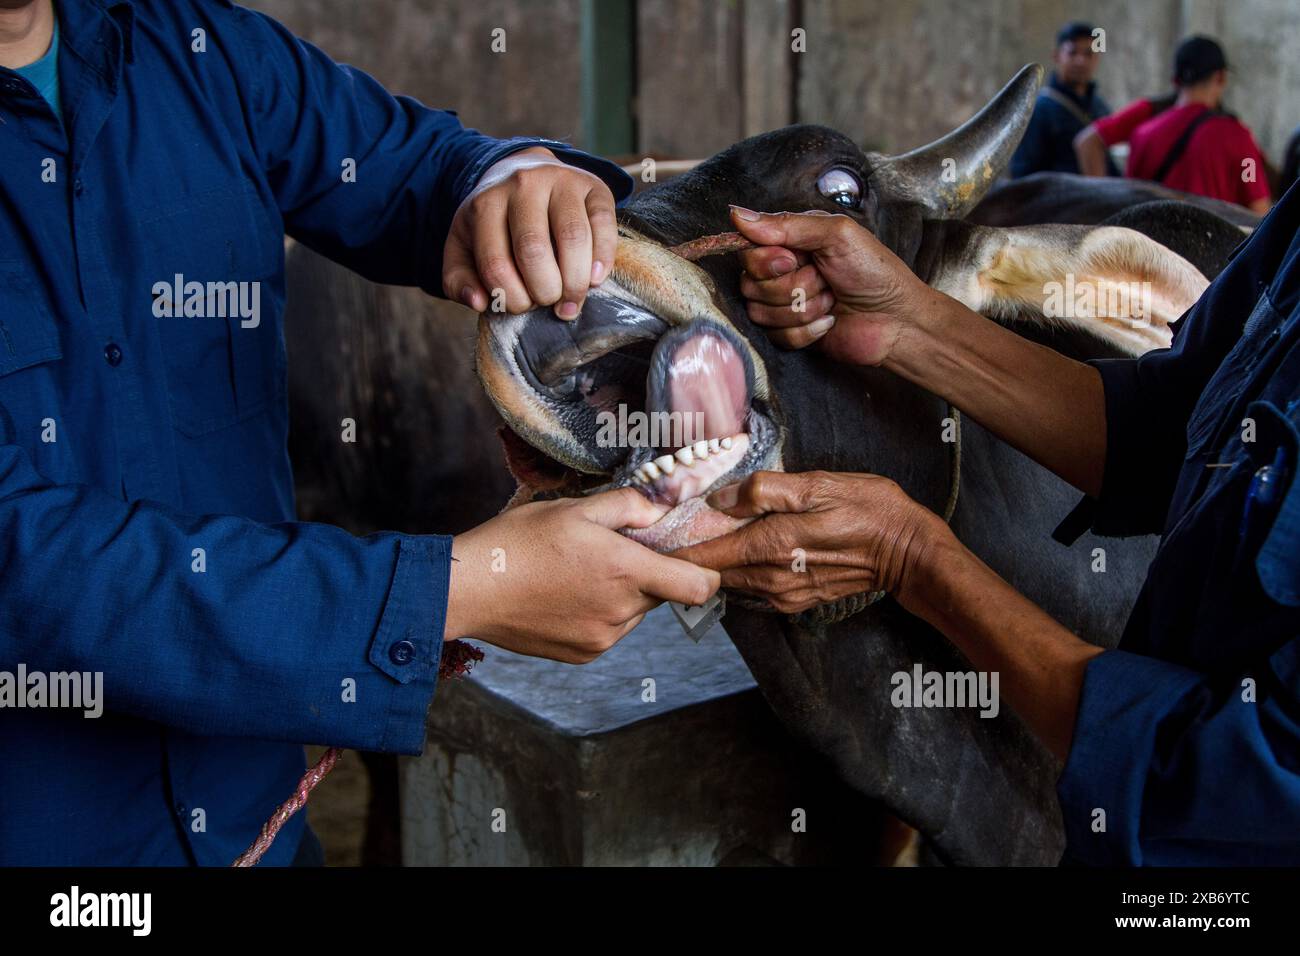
[1010,21,1115,178]
[1125,35,1271,212]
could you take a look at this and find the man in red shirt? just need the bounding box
[1075,36,1270,212]
[1073,92,1174,175]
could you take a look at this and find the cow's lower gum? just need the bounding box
[636,433,750,507]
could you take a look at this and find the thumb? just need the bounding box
[441,230,488,312]
[580,487,670,530]
[705,471,813,518]
[729,207,854,257]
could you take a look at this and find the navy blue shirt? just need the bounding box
[0,0,630,865]
[1055,183,1300,864]
[1010,73,1114,177]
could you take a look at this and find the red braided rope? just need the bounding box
[231,639,485,867]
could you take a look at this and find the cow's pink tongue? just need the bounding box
[664,332,748,445]
[624,329,756,551]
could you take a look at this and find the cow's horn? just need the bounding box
[869,63,1044,219]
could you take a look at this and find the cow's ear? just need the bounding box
[929,223,1209,355]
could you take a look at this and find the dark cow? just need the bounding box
[970,172,1257,278]
[970,170,1260,230]
[472,65,1247,865]
[286,66,1246,864]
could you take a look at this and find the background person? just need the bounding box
[1124,35,1271,212]
[1073,90,1177,177]
[1010,20,1114,178]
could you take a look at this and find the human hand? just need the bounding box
[672,470,947,615]
[729,206,937,365]
[444,488,720,663]
[442,147,619,318]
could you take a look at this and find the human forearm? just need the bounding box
[0,442,445,752]
[885,288,1107,496]
[898,523,1104,759]
[1073,126,1110,177]
[684,470,1106,760]
[726,208,1109,493]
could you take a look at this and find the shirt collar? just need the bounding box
[1049,72,1096,107]
[58,0,135,71]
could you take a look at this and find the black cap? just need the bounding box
[1174,35,1228,86]
[1056,21,1095,46]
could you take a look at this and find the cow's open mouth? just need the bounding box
[482,277,781,552]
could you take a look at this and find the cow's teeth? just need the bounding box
[654,454,676,475]
[708,438,721,453]
[693,440,709,459]
[643,461,661,480]
[721,436,733,449]
[675,446,694,466]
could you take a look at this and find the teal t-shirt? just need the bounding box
[16,16,60,121]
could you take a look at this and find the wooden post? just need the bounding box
[581,0,637,154]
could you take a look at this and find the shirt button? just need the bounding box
[103,343,123,367]
[73,179,85,198]
[389,639,416,666]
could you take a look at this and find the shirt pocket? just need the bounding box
[1251,400,1300,607]
[135,187,282,437]
[1185,290,1285,461]
[0,260,62,377]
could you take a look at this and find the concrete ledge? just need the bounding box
[401,606,897,865]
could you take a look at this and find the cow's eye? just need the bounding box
[816,168,862,209]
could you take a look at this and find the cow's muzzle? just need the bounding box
[476,230,782,552]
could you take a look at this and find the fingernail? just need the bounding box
[707,483,740,510]
[730,204,761,221]
[556,301,580,320]
[460,286,478,309]
[807,315,836,338]
[591,260,606,284]
[770,256,797,277]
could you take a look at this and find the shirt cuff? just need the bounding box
[1056,648,1205,865]
[365,534,453,754]
[1053,357,1172,544]
[456,137,635,209]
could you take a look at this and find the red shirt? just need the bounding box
[1094,97,1157,146]
[1127,103,1270,207]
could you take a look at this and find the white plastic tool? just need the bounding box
[669,592,726,643]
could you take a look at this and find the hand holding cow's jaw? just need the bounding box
[673,469,1103,761]
[443,488,719,664]
[671,470,943,615]
[442,146,619,318]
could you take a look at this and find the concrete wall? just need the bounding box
[799,0,1300,163]
[246,0,1299,163]
[246,0,587,142]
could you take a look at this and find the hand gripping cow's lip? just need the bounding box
[476,239,781,553]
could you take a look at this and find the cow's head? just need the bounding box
[476,65,1207,552]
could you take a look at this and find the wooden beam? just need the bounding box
[581,0,637,154]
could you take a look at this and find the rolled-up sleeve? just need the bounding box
[1054,356,1193,541]
[1054,216,1276,545]
[1058,641,1300,864]
[0,437,449,756]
